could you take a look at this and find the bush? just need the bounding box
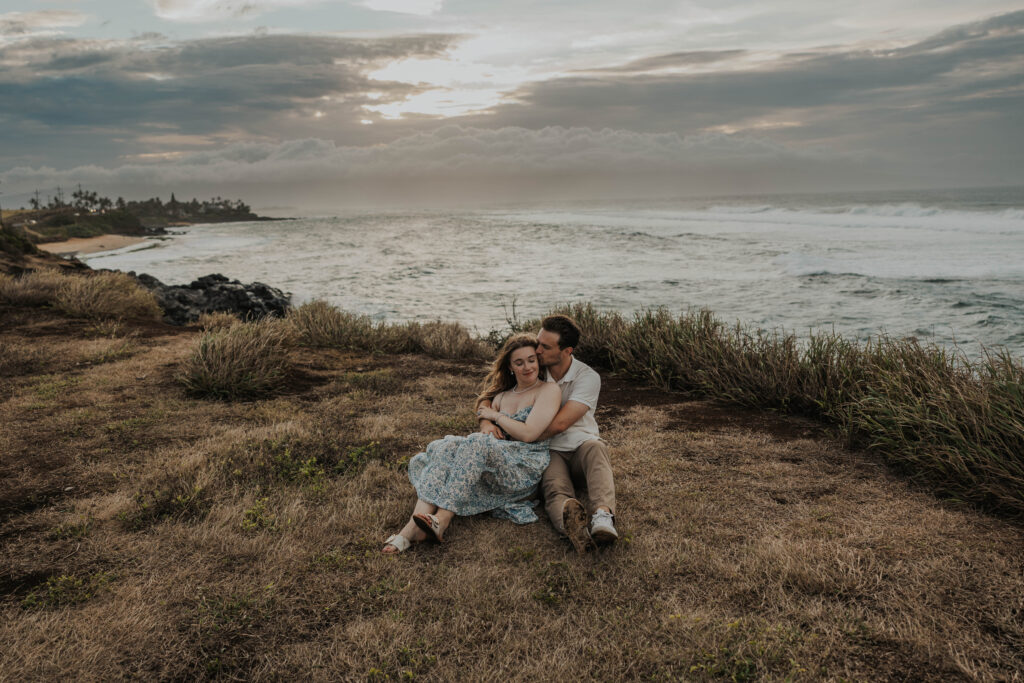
[54,271,162,320]
[0,228,39,256]
[413,320,492,360]
[0,269,67,306]
[177,318,294,399]
[288,300,490,359]
[287,300,375,349]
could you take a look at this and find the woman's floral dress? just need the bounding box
[408,406,550,524]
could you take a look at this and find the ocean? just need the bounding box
[85,186,1024,359]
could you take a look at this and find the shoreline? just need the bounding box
[37,234,148,256]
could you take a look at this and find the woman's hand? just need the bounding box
[479,421,505,439]
[476,406,500,423]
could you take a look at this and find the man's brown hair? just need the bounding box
[541,314,581,351]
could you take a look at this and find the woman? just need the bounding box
[382,333,561,553]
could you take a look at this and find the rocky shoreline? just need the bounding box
[126,272,291,325]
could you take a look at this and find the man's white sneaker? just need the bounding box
[590,510,618,545]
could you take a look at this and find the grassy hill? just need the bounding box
[1,274,1021,680]
[0,226,90,275]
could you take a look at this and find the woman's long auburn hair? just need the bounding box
[475,333,542,409]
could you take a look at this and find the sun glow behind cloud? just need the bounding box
[364,35,544,118]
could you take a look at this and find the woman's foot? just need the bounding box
[381,520,429,554]
[413,512,449,542]
[382,533,411,554]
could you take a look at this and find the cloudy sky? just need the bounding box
[1,1,1022,209]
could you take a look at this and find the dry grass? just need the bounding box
[0,269,67,306]
[522,303,1024,518]
[1,306,1022,681]
[197,311,241,331]
[54,271,162,320]
[0,269,161,321]
[176,318,296,400]
[288,300,491,360]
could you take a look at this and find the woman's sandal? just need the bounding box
[382,534,412,554]
[412,513,446,543]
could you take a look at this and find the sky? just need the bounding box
[1,0,1022,210]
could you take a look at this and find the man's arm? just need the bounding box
[536,400,589,442]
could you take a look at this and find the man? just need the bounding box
[479,315,618,553]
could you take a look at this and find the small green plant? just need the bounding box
[336,442,381,475]
[48,518,92,540]
[241,497,277,532]
[121,483,207,530]
[32,375,80,401]
[21,572,113,609]
[88,339,137,365]
[532,561,576,607]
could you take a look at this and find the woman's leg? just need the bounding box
[412,501,456,541]
[433,507,455,536]
[383,499,436,553]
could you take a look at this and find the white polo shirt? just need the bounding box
[546,357,601,451]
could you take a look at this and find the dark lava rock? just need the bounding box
[129,272,291,325]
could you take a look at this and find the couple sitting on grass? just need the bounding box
[383,315,618,555]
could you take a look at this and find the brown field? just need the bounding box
[1,305,1022,681]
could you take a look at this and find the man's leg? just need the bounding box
[541,450,575,533]
[574,439,618,544]
[574,439,616,514]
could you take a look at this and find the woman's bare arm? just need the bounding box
[477,383,561,443]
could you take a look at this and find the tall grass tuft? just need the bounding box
[287,300,375,349]
[55,271,162,320]
[287,300,491,359]
[177,318,295,400]
[548,302,1024,517]
[0,269,68,306]
[197,311,240,331]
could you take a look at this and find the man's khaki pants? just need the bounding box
[541,439,616,533]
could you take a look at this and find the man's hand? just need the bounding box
[479,419,505,439]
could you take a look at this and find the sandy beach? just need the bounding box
[37,234,147,256]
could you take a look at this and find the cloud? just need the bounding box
[0,31,460,166]
[576,50,748,74]
[148,0,444,21]
[148,0,318,22]
[0,10,89,36]
[360,0,443,16]
[0,125,882,208]
[487,9,1024,132]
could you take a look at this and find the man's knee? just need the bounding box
[576,440,611,467]
[542,453,574,494]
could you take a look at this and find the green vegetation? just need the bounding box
[0,226,39,256]
[7,186,262,243]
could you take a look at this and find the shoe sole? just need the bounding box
[412,514,444,542]
[563,499,596,554]
[591,528,618,546]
